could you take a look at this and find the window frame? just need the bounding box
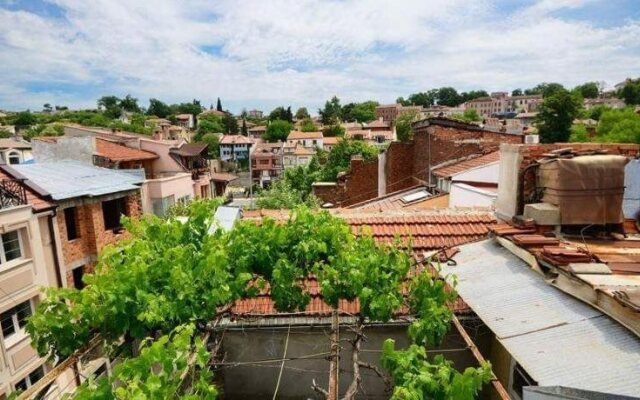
[1,299,34,347]
[102,197,128,232]
[0,229,24,267]
[14,364,45,392]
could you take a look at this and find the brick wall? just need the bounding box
[342,158,379,206]
[57,192,142,278]
[385,143,414,193]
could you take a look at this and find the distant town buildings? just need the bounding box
[247,109,263,119]
[219,135,254,161]
[251,142,284,188]
[375,103,422,123]
[464,92,543,117]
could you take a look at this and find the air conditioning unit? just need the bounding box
[524,135,539,144]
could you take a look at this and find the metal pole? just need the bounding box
[249,150,253,209]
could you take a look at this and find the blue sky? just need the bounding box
[1,0,639,114]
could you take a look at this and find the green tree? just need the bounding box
[319,96,342,125]
[222,113,239,134]
[318,138,378,181]
[574,82,599,99]
[264,119,293,142]
[460,90,489,103]
[451,109,481,123]
[147,98,171,118]
[300,118,318,132]
[618,79,640,105]
[569,124,589,142]
[13,111,37,129]
[200,133,221,158]
[395,109,422,142]
[525,82,565,97]
[43,103,52,112]
[269,106,293,122]
[322,123,345,137]
[511,88,523,96]
[295,107,310,120]
[0,128,12,138]
[119,94,141,113]
[97,96,122,119]
[173,99,204,118]
[241,119,248,136]
[436,87,462,107]
[595,108,640,143]
[216,97,223,111]
[347,101,379,123]
[535,88,581,143]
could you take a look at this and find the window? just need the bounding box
[1,230,22,265]
[8,154,20,165]
[102,198,127,231]
[64,207,80,240]
[72,266,85,290]
[1,300,32,340]
[14,365,45,392]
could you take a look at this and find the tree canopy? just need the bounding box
[395,108,422,142]
[264,119,293,142]
[618,78,640,105]
[535,88,581,143]
[27,201,490,399]
[147,98,172,118]
[319,96,343,125]
[295,107,310,120]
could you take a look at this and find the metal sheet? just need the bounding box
[441,240,640,397]
[442,240,600,339]
[12,161,144,200]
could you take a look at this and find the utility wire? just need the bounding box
[271,324,291,400]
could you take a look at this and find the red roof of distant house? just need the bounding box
[175,114,192,120]
[95,138,158,162]
[366,119,391,128]
[287,131,323,140]
[210,172,238,182]
[248,125,267,132]
[220,135,254,145]
[0,167,55,212]
[432,151,500,178]
[323,137,340,145]
[293,144,315,156]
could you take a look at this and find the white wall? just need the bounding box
[449,183,496,208]
[453,162,499,184]
[496,144,523,219]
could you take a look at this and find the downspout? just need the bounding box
[47,211,64,289]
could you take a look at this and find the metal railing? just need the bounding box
[0,179,28,209]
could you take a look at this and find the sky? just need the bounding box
[0,0,639,114]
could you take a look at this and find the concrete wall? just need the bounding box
[496,144,524,220]
[141,173,193,213]
[138,139,184,174]
[33,136,94,164]
[217,324,483,400]
[454,162,500,184]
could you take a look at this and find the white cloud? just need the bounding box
[0,0,638,112]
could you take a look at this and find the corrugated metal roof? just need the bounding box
[441,240,640,397]
[12,161,144,200]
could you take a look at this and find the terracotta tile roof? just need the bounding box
[175,114,191,120]
[287,131,323,140]
[0,138,31,149]
[0,168,55,212]
[95,139,158,162]
[366,119,391,129]
[220,135,254,145]
[432,151,500,178]
[248,125,267,132]
[323,137,340,145]
[210,172,238,182]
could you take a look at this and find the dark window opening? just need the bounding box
[102,198,127,231]
[512,363,537,399]
[64,207,80,240]
[72,266,85,290]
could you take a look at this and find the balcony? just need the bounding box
[0,179,27,210]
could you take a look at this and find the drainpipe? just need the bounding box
[47,211,64,289]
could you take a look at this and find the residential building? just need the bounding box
[0,137,32,165]
[247,109,263,119]
[465,93,543,117]
[198,110,226,120]
[175,114,194,130]
[286,131,323,150]
[10,161,144,289]
[583,97,626,109]
[247,125,266,139]
[219,135,255,161]
[62,125,215,207]
[322,136,340,152]
[431,151,500,208]
[364,118,391,132]
[375,104,422,123]
[251,142,284,188]
[313,117,522,207]
[344,129,393,146]
[514,112,537,127]
[421,105,466,118]
[283,143,314,169]
[0,168,67,398]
